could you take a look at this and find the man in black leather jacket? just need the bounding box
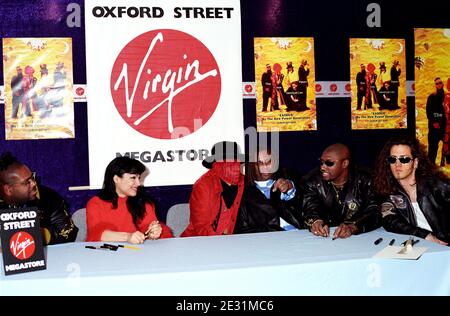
[373,136,450,245]
[235,147,303,233]
[301,143,380,239]
[0,152,78,245]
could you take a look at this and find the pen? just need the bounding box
[118,245,141,250]
[412,239,420,246]
[374,237,383,245]
[100,244,118,251]
[85,245,97,249]
[389,239,395,246]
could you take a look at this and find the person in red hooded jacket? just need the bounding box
[181,141,246,237]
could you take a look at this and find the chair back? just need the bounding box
[166,203,190,237]
[72,208,87,242]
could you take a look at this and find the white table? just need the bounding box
[1,228,449,295]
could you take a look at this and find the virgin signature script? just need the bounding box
[113,32,218,133]
[10,232,35,259]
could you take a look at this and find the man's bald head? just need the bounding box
[320,143,351,184]
[322,143,351,161]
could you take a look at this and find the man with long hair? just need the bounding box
[302,143,380,239]
[235,147,303,234]
[373,135,450,245]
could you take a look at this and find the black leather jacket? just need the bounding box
[381,176,450,242]
[301,166,380,233]
[235,183,303,234]
[0,185,78,245]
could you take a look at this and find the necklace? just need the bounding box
[330,182,344,205]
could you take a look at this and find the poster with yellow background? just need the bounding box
[2,38,74,140]
[415,28,450,174]
[254,37,316,132]
[350,38,407,130]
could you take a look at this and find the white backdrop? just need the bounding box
[85,0,244,188]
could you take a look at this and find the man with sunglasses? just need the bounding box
[373,136,450,245]
[426,77,446,164]
[301,143,380,239]
[0,152,78,244]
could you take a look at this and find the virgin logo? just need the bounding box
[111,29,221,139]
[329,84,338,92]
[9,231,35,260]
[345,83,352,92]
[315,84,322,92]
[76,87,85,96]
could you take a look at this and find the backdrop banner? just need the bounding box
[85,0,244,187]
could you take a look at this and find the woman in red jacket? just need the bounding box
[181,141,246,237]
[86,156,172,243]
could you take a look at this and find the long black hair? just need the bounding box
[373,135,447,196]
[97,156,154,226]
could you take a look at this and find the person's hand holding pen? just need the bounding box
[127,231,146,244]
[332,223,358,240]
[310,219,329,237]
[145,220,162,240]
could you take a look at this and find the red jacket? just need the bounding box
[181,169,244,237]
[86,196,172,241]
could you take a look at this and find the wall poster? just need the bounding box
[350,38,407,130]
[254,37,316,132]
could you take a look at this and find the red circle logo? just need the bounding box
[245,84,253,93]
[111,29,221,139]
[345,83,352,92]
[9,231,36,260]
[330,84,338,92]
[315,84,322,92]
[76,87,85,96]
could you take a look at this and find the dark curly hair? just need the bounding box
[373,135,447,196]
[0,152,22,183]
[0,152,19,171]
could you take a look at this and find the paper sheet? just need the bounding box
[373,246,427,260]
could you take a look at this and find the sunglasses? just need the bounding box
[387,156,413,164]
[435,81,443,85]
[319,158,347,167]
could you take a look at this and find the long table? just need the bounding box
[1,228,449,295]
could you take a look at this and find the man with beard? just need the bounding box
[426,77,446,164]
[301,143,380,239]
[0,152,78,245]
[373,136,450,245]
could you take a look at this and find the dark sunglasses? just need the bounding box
[387,156,413,164]
[319,159,335,167]
[318,158,348,167]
